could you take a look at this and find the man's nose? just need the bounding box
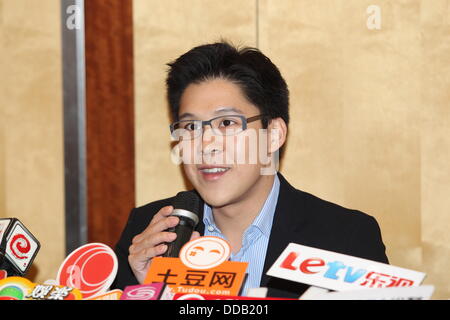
[201,128,224,157]
[201,127,216,143]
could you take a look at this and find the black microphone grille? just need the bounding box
[172,190,200,214]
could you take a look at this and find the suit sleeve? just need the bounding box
[347,213,389,264]
[111,208,140,290]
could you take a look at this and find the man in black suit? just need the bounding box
[113,42,388,297]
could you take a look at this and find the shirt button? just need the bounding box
[207,225,215,232]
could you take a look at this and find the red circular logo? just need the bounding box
[9,234,31,260]
[56,243,117,299]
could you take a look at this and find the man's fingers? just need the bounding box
[133,215,179,243]
[129,243,166,262]
[130,231,177,254]
[150,205,174,225]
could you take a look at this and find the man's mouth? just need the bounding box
[198,166,231,180]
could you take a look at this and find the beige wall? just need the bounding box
[134,0,257,204]
[134,0,450,299]
[0,0,65,283]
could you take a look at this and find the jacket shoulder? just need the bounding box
[278,173,374,224]
[285,187,388,263]
[295,188,376,226]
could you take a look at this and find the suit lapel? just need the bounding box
[260,172,306,287]
[194,189,205,235]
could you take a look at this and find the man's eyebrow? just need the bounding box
[214,107,244,115]
[178,112,196,120]
[178,107,244,120]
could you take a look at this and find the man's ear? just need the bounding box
[267,117,287,154]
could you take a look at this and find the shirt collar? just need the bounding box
[203,174,280,238]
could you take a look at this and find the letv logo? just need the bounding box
[267,243,426,292]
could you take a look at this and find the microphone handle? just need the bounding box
[163,217,196,258]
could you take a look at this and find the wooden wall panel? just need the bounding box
[84,0,135,247]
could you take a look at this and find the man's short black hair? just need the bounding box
[166,41,289,127]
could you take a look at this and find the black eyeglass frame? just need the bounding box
[169,114,266,137]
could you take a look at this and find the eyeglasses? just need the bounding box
[170,114,266,140]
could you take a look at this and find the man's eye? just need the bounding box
[220,119,237,127]
[183,122,198,131]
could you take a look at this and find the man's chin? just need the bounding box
[195,190,235,208]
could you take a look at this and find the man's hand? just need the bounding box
[128,205,200,284]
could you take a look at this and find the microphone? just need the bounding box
[121,283,174,300]
[0,218,40,277]
[163,191,200,258]
[267,242,426,293]
[56,242,118,299]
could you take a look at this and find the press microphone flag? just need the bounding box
[0,218,40,276]
[300,285,435,300]
[145,236,248,297]
[173,293,295,300]
[56,242,118,299]
[267,243,426,292]
[121,283,174,300]
[0,276,83,300]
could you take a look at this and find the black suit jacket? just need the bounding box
[112,173,388,297]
